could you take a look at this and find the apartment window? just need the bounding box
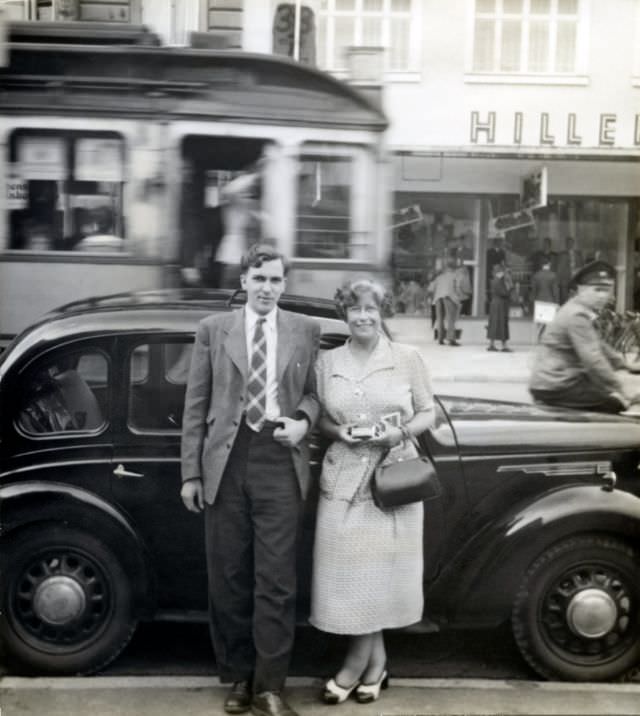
[317,0,418,73]
[472,0,583,75]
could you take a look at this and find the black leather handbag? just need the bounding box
[372,434,442,509]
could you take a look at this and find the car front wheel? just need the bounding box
[0,524,138,675]
[512,535,640,681]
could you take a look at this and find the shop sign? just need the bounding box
[6,175,28,209]
[18,137,66,180]
[470,111,640,147]
[489,209,535,234]
[75,139,123,182]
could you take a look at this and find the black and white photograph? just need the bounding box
[0,2,639,715]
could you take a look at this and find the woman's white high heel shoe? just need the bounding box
[322,677,360,704]
[354,669,389,703]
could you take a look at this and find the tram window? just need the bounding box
[296,153,352,259]
[7,131,125,252]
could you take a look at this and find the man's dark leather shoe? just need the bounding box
[251,691,298,716]
[224,681,252,714]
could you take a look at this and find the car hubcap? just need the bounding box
[11,550,111,649]
[566,588,618,639]
[540,562,636,663]
[33,576,87,625]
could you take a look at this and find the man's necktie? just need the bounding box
[245,317,267,431]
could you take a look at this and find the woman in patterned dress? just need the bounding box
[310,279,435,705]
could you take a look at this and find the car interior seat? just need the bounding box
[54,369,104,430]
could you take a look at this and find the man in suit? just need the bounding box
[181,243,320,716]
[529,260,640,412]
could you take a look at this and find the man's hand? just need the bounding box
[181,478,204,513]
[273,416,309,447]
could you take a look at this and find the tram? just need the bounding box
[0,21,389,343]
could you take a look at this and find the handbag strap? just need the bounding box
[400,426,423,455]
[377,427,423,467]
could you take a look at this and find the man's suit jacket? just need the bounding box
[181,308,321,505]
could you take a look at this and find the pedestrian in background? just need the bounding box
[531,259,560,341]
[485,236,506,312]
[487,263,512,352]
[431,252,462,346]
[180,243,320,716]
[310,278,435,706]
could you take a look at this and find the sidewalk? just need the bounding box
[387,316,534,383]
[2,676,640,716]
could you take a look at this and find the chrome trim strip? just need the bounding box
[496,461,611,477]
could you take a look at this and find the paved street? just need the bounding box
[3,675,640,716]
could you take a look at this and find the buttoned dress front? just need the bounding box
[309,337,434,634]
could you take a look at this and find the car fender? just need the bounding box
[0,481,155,616]
[433,485,640,627]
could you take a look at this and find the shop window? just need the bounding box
[17,348,109,435]
[7,130,125,252]
[128,341,193,432]
[488,196,631,316]
[295,148,353,259]
[471,0,584,76]
[317,0,418,73]
[391,195,479,317]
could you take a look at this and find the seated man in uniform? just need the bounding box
[529,260,640,413]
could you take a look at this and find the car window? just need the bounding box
[17,349,108,435]
[165,343,193,385]
[128,340,193,432]
[130,345,150,384]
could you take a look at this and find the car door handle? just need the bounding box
[113,464,145,479]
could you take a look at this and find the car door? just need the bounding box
[1,338,115,501]
[421,396,469,584]
[110,333,207,615]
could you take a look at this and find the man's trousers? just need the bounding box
[204,419,301,694]
[435,296,459,343]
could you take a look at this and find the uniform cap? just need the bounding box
[570,260,616,288]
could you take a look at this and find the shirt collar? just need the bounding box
[245,304,278,331]
[338,334,395,379]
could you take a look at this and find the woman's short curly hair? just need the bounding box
[334,278,395,320]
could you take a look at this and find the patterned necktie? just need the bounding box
[245,317,267,431]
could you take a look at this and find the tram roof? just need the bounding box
[1,22,387,132]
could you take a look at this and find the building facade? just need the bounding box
[2,0,639,319]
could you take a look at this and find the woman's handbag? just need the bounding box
[371,433,442,509]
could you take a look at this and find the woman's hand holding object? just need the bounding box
[368,424,403,448]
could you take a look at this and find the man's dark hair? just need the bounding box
[240,242,290,276]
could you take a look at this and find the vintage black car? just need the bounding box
[0,290,639,682]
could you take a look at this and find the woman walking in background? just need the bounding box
[487,263,512,352]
